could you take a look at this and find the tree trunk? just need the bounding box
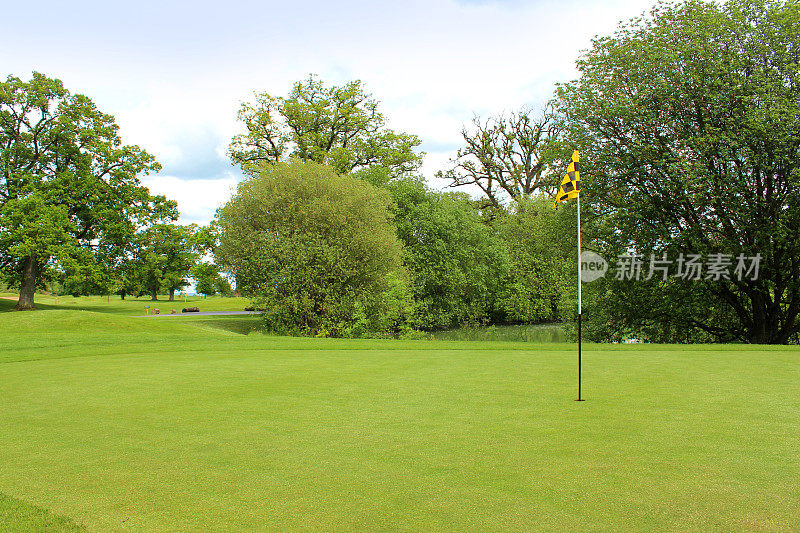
[746,312,787,344]
[169,288,175,301]
[150,289,158,301]
[120,291,126,300]
[14,257,38,311]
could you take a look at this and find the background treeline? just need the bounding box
[214,160,576,337]
[3,0,799,343]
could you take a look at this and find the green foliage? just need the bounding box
[192,223,220,256]
[388,178,510,329]
[191,262,231,297]
[495,196,576,323]
[126,223,199,300]
[229,75,422,175]
[213,273,233,297]
[193,265,217,297]
[55,246,114,297]
[0,72,167,309]
[557,0,800,343]
[215,161,408,337]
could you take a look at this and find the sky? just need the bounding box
[2,0,655,225]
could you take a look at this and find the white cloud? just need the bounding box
[141,175,240,225]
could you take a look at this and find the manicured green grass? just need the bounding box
[1,307,798,531]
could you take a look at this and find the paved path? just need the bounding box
[136,311,261,317]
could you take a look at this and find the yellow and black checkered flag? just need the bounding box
[554,150,581,207]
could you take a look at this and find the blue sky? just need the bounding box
[2,0,655,224]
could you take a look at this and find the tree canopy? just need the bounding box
[0,72,168,309]
[388,178,510,329]
[191,262,231,298]
[229,75,423,176]
[558,0,800,343]
[125,223,201,301]
[439,107,560,208]
[495,196,576,324]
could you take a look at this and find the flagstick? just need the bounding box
[576,191,584,402]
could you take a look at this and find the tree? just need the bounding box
[191,262,225,297]
[114,259,141,300]
[228,75,423,175]
[388,178,510,330]
[495,196,577,323]
[129,223,199,301]
[557,0,800,343]
[214,274,232,297]
[0,72,165,310]
[215,161,408,337]
[438,107,560,209]
[55,246,114,297]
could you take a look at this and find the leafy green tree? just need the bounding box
[214,274,233,297]
[495,196,576,323]
[229,75,422,175]
[0,72,165,310]
[129,223,199,301]
[388,178,510,329]
[114,259,141,300]
[557,0,800,344]
[215,161,408,337]
[191,262,224,298]
[191,261,232,298]
[55,247,114,297]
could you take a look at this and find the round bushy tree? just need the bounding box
[215,161,408,337]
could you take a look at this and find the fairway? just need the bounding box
[1,308,799,531]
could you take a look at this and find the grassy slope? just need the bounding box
[1,307,799,531]
[0,292,252,316]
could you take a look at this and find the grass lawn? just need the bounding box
[1,303,798,531]
[0,292,253,316]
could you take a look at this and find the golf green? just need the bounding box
[1,309,798,531]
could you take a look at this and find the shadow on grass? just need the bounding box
[0,492,86,532]
[196,317,264,335]
[0,298,104,314]
[428,323,567,342]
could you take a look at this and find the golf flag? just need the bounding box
[554,150,581,207]
[554,149,584,401]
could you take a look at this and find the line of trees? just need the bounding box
[215,0,800,343]
[214,76,578,337]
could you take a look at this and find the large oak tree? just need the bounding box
[228,75,422,176]
[558,0,800,343]
[0,72,165,309]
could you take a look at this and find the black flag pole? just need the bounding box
[576,176,584,402]
[578,312,582,401]
[554,150,584,402]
